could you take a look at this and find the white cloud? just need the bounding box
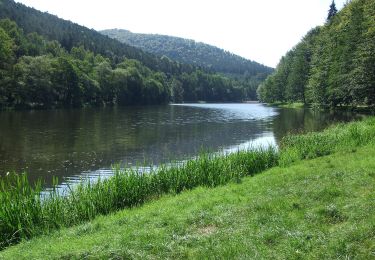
[15,0,346,67]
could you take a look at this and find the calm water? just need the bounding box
[0,103,366,186]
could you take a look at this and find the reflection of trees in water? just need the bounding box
[272,108,367,144]
[0,105,365,185]
[0,106,271,184]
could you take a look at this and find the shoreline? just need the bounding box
[1,116,374,258]
[1,117,375,250]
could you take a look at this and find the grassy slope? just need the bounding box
[1,145,374,259]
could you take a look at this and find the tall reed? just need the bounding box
[0,148,278,249]
[1,116,374,250]
[279,117,375,166]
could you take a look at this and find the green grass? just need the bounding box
[0,148,278,249]
[1,117,375,258]
[279,116,375,165]
[1,143,374,259]
[268,102,306,108]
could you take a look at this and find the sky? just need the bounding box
[15,0,347,68]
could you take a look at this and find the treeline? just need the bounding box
[0,0,191,75]
[101,29,273,99]
[258,0,375,108]
[0,0,258,108]
[0,19,247,108]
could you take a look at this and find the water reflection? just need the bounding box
[271,107,368,144]
[0,104,366,186]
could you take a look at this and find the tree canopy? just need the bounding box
[0,0,273,109]
[258,0,375,108]
[101,29,274,99]
[101,29,273,78]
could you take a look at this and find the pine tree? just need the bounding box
[327,1,338,21]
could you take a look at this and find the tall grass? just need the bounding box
[279,117,375,166]
[1,117,375,250]
[0,148,278,249]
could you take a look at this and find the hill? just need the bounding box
[257,0,375,108]
[101,29,273,78]
[0,0,182,74]
[101,29,273,99]
[0,0,263,108]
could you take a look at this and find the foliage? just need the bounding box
[1,120,375,258]
[0,0,267,108]
[327,0,338,21]
[101,29,273,77]
[258,0,375,108]
[101,29,274,99]
[279,116,375,165]
[0,148,278,249]
[1,115,375,250]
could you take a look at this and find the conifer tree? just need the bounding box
[327,1,338,21]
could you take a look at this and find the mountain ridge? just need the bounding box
[0,0,273,108]
[101,28,273,78]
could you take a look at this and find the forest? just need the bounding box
[101,29,273,99]
[0,0,272,109]
[257,0,375,108]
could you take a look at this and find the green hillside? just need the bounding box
[0,0,262,109]
[258,0,375,108]
[101,29,274,100]
[0,0,179,74]
[101,29,273,78]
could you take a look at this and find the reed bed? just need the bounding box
[0,148,278,249]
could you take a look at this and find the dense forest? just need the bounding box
[258,0,375,108]
[101,29,272,77]
[101,29,273,100]
[0,0,270,109]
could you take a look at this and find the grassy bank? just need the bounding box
[1,117,375,255]
[268,102,306,109]
[269,102,375,112]
[0,149,278,249]
[1,136,375,258]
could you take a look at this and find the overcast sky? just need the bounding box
[15,0,346,67]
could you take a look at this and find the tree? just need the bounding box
[0,27,14,107]
[327,1,338,22]
[94,61,114,104]
[260,0,375,108]
[111,68,128,105]
[13,56,55,107]
[52,57,81,107]
[0,28,14,65]
[170,78,184,103]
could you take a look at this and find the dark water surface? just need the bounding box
[0,103,366,186]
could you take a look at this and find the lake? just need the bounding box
[0,103,366,186]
